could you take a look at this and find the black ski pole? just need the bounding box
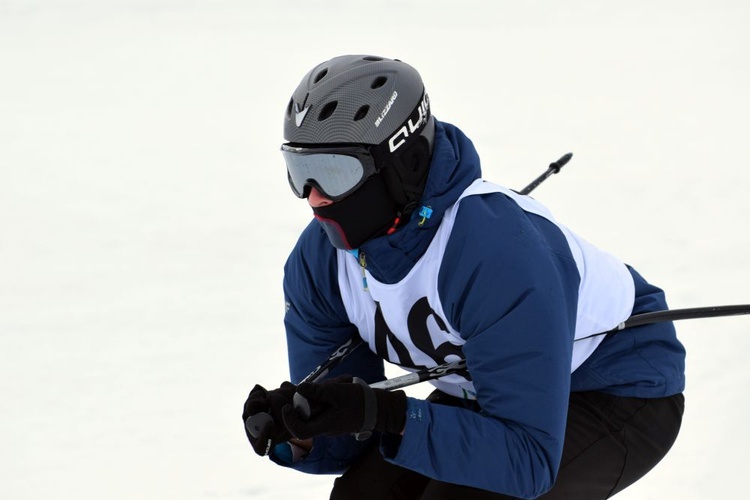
[293,303,750,400]
[616,304,750,329]
[574,303,750,342]
[295,336,365,383]
[519,153,573,195]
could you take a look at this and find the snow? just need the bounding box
[1,1,749,498]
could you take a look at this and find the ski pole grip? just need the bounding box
[293,392,312,420]
[245,412,273,439]
[352,377,375,442]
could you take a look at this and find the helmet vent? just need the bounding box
[362,56,383,61]
[371,76,388,89]
[313,68,328,84]
[285,98,294,119]
[353,105,370,121]
[318,101,338,121]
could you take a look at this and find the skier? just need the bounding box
[242,54,686,499]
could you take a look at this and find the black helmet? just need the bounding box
[282,55,435,250]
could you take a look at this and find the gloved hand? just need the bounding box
[281,377,407,440]
[242,382,296,456]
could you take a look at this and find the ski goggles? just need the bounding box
[281,144,379,201]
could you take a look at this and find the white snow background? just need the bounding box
[1,1,749,499]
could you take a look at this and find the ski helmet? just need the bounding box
[283,55,432,145]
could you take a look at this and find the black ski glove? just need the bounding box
[242,382,296,456]
[281,377,407,440]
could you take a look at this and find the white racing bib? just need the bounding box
[337,179,635,399]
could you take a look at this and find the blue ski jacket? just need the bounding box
[273,120,686,498]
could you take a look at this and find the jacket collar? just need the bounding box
[358,119,482,283]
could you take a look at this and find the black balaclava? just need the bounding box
[311,174,398,250]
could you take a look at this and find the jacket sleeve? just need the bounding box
[382,194,581,498]
[271,220,386,474]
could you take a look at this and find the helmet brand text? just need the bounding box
[375,91,398,128]
[387,94,430,153]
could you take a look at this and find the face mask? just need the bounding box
[311,174,398,250]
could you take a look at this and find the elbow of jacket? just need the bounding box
[512,461,557,500]
[528,470,557,499]
[503,429,562,499]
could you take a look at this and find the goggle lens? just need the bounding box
[281,144,377,201]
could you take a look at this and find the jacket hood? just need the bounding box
[360,119,482,283]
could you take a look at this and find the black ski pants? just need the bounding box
[329,390,684,500]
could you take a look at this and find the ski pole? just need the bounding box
[615,304,750,329]
[291,303,750,411]
[574,303,750,342]
[519,152,573,195]
[369,358,467,391]
[295,336,365,384]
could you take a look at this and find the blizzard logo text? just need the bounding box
[387,94,430,153]
[375,91,398,127]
